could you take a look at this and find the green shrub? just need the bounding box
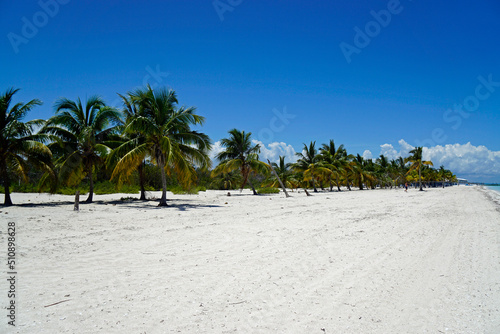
[57,186,88,195]
[167,185,205,194]
[256,187,280,194]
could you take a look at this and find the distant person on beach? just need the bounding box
[405,182,408,192]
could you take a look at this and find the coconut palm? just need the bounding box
[0,88,55,206]
[437,165,454,188]
[294,141,331,192]
[351,154,373,190]
[107,93,148,200]
[114,86,211,206]
[44,96,120,203]
[266,156,295,189]
[375,154,392,188]
[210,170,241,190]
[406,146,433,191]
[320,140,348,191]
[211,129,268,195]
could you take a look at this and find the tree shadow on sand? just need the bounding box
[9,197,222,210]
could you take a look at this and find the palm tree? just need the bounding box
[375,154,391,188]
[320,140,347,191]
[0,88,54,206]
[437,165,454,188]
[107,93,148,200]
[210,170,241,190]
[44,96,120,203]
[212,129,268,195]
[267,156,295,189]
[351,154,373,190]
[391,157,407,188]
[114,86,211,206]
[294,141,331,192]
[406,146,433,191]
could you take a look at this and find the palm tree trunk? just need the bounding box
[86,166,94,203]
[1,160,13,206]
[138,161,146,200]
[159,162,168,206]
[358,173,364,190]
[312,179,318,192]
[240,167,250,190]
[346,177,351,191]
[267,159,290,197]
[336,175,341,191]
[248,178,258,195]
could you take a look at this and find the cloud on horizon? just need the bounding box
[378,140,500,182]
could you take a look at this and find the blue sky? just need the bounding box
[1,0,499,182]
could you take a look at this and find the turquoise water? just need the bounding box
[487,186,500,194]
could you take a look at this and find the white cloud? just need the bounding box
[208,141,225,163]
[362,150,373,160]
[379,139,414,160]
[423,143,500,179]
[252,140,297,164]
[209,140,298,165]
[379,139,500,182]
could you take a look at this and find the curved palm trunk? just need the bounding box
[346,177,351,191]
[240,167,258,195]
[1,160,13,206]
[86,167,94,203]
[158,162,168,206]
[358,173,364,190]
[138,161,146,200]
[248,178,258,195]
[336,175,341,192]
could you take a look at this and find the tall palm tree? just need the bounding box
[0,88,54,206]
[107,93,148,200]
[44,96,120,203]
[114,86,211,206]
[406,146,433,191]
[212,129,268,195]
[351,154,372,190]
[320,140,348,191]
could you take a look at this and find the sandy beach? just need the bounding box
[1,186,499,333]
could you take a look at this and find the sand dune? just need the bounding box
[1,186,499,333]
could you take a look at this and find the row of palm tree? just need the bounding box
[1,87,457,206]
[210,131,455,194]
[1,87,211,206]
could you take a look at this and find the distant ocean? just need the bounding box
[486,185,500,194]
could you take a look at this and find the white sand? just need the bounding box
[1,186,499,333]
